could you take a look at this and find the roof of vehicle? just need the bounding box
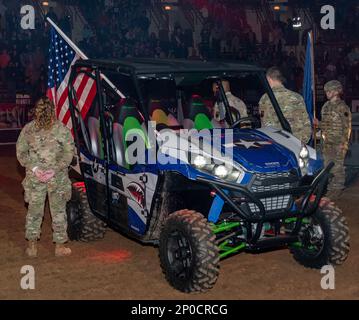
[74,58,265,76]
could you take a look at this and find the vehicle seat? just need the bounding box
[149,98,180,128]
[112,100,148,167]
[183,94,213,130]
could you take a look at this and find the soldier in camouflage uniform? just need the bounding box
[259,67,312,143]
[315,80,352,198]
[213,80,248,126]
[16,97,75,257]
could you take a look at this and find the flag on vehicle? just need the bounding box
[303,31,315,124]
[46,22,96,131]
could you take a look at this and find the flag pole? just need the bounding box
[46,17,125,98]
[309,30,317,148]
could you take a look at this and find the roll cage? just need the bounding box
[68,58,292,132]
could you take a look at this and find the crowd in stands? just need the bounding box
[0,0,358,109]
[75,0,305,92]
[0,0,48,102]
[314,2,359,95]
[78,0,200,60]
[78,0,153,59]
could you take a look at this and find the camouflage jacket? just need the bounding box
[320,99,352,149]
[214,92,248,122]
[259,85,312,143]
[16,120,75,178]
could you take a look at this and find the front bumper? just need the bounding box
[197,162,333,242]
[197,162,334,245]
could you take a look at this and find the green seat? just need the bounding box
[183,95,213,130]
[113,100,148,168]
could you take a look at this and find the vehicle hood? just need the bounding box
[210,128,299,172]
[157,126,320,174]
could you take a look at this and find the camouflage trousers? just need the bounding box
[23,172,72,243]
[323,145,348,191]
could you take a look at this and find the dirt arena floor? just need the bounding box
[0,145,358,300]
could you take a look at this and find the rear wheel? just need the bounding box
[290,199,350,268]
[159,210,219,293]
[66,182,106,242]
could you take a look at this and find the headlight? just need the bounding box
[299,157,306,169]
[192,152,243,182]
[298,144,309,173]
[228,169,240,181]
[299,145,309,159]
[214,165,229,179]
[193,155,207,169]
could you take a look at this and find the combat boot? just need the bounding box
[55,243,72,257]
[25,240,38,258]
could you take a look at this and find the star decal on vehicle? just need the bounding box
[224,139,272,149]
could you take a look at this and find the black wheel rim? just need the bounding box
[166,230,193,280]
[299,217,325,256]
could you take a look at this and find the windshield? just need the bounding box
[96,70,281,131]
[138,72,279,130]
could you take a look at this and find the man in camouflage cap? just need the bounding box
[259,67,312,143]
[16,97,75,257]
[314,80,352,198]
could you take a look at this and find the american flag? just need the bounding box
[47,25,96,130]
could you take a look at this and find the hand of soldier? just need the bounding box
[313,118,319,126]
[41,169,55,183]
[34,168,47,182]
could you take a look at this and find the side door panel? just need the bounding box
[72,68,161,236]
[107,169,129,229]
[107,169,158,235]
[70,68,108,221]
[103,88,159,235]
[80,154,108,219]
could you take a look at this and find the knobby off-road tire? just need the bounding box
[159,210,220,293]
[66,182,106,242]
[66,186,82,241]
[290,199,350,268]
[148,192,185,241]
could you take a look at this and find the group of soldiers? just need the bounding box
[16,68,351,258]
[215,67,351,198]
[260,67,351,199]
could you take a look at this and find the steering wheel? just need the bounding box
[230,116,258,129]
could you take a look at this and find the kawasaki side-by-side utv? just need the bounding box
[66,59,349,293]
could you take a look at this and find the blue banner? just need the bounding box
[303,33,314,124]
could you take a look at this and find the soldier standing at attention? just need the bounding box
[314,80,352,198]
[16,97,75,257]
[259,67,312,143]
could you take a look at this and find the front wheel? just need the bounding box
[66,182,107,242]
[290,199,350,268]
[159,210,220,293]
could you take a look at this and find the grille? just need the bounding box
[247,171,297,213]
[248,195,291,213]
